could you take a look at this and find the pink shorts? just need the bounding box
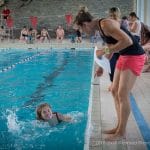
[116,54,146,76]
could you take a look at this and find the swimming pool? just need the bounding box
[0,49,93,150]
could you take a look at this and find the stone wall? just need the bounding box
[0,0,136,38]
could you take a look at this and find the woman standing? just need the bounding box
[74,7,145,140]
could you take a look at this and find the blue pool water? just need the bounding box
[0,49,93,150]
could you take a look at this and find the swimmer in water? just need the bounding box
[36,103,71,126]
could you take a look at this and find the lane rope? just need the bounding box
[0,51,50,73]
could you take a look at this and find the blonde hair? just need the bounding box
[36,103,51,120]
[109,7,121,20]
[74,6,93,26]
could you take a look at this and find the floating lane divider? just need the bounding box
[0,51,49,73]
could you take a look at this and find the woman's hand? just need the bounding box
[94,67,103,78]
[96,49,105,58]
[142,43,150,51]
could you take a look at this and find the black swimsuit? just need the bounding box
[76,30,81,37]
[53,112,62,123]
[48,112,62,126]
[22,34,28,37]
[98,19,145,56]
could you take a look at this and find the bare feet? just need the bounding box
[104,133,126,141]
[102,127,118,134]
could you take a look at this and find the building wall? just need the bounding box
[0,0,136,37]
[3,0,136,28]
[137,0,150,25]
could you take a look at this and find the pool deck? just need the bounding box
[87,63,150,150]
[0,40,150,150]
[0,39,94,50]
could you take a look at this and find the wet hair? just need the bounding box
[129,12,139,19]
[109,7,121,19]
[74,6,93,26]
[36,103,51,120]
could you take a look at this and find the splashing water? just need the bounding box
[6,109,20,133]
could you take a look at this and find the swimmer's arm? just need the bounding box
[57,113,72,122]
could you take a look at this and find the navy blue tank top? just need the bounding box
[99,19,145,55]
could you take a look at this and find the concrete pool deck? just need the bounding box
[0,40,150,150]
[88,63,150,150]
[0,39,94,50]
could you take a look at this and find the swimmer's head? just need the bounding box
[36,103,53,121]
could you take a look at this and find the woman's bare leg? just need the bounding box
[105,69,137,140]
[103,69,121,134]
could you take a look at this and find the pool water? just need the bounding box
[0,49,93,150]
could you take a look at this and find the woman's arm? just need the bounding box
[142,42,150,51]
[62,29,65,36]
[47,31,50,39]
[129,21,138,33]
[56,29,60,37]
[20,30,23,39]
[101,19,133,53]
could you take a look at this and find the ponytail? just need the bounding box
[74,6,93,26]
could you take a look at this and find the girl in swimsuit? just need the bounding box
[36,103,71,126]
[56,25,65,42]
[20,26,28,42]
[40,27,50,43]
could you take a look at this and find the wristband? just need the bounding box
[104,47,110,54]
